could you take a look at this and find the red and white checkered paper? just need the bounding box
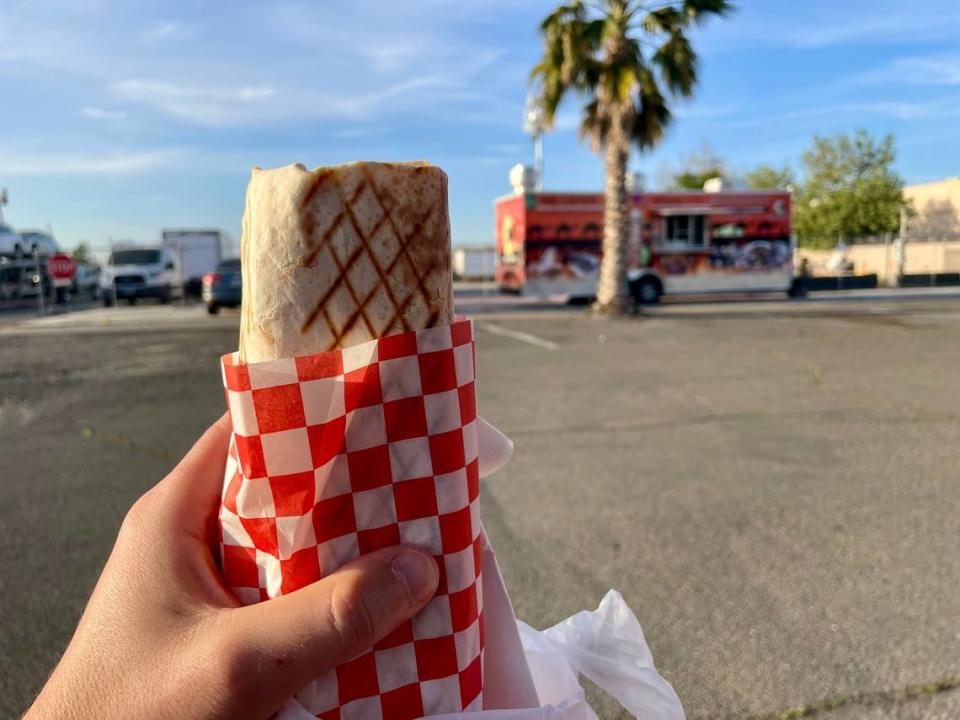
[219,318,483,720]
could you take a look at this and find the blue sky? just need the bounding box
[2,0,959,255]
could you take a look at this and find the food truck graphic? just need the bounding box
[495,188,795,302]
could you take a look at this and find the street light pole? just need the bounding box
[523,90,546,192]
[533,133,543,193]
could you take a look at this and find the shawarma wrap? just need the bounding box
[239,161,453,361]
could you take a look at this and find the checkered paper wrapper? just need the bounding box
[219,317,484,720]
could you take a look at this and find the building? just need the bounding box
[904,178,960,238]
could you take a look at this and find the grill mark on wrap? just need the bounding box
[299,170,336,335]
[302,212,343,267]
[344,165,411,332]
[297,164,446,347]
[334,307,365,350]
[301,174,376,341]
[299,171,337,267]
[362,165,440,321]
[302,242,369,340]
[299,170,331,226]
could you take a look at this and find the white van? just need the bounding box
[101,246,184,305]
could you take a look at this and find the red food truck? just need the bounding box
[495,188,796,302]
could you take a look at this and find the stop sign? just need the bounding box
[47,253,78,280]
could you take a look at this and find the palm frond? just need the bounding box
[579,98,610,151]
[682,0,734,24]
[653,31,697,96]
[631,66,672,150]
[583,18,606,46]
[642,7,684,34]
[533,0,730,151]
[539,0,587,32]
[533,0,604,126]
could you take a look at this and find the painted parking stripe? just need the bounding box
[481,322,559,350]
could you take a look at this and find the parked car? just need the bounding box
[0,258,49,300]
[0,223,22,258]
[202,258,241,314]
[18,230,59,256]
[101,246,184,305]
[72,261,102,299]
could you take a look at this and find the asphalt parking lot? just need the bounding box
[3,294,960,719]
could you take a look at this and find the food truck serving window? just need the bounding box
[665,215,705,247]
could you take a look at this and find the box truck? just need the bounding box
[162,229,225,297]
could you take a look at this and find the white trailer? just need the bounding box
[162,229,225,295]
[453,246,496,280]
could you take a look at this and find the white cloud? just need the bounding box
[674,103,737,120]
[324,75,458,117]
[360,44,419,73]
[108,72,497,127]
[3,0,520,131]
[141,21,197,44]
[81,107,127,121]
[691,0,960,54]
[332,127,394,139]
[0,149,181,176]
[110,79,277,125]
[858,54,960,86]
[725,97,960,131]
[113,79,276,103]
[780,2,960,49]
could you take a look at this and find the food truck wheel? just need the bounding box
[630,276,663,304]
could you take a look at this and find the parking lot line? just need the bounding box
[480,322,559,350]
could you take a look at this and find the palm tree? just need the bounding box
[533,0,732,313]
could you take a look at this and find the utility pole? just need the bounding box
[0,188,8,223]
[109,238,119,307]
[894,205,907,285]
[34,246,46,315]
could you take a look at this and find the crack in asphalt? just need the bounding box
[743,678,960,720]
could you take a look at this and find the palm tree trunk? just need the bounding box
[595,122,630,312]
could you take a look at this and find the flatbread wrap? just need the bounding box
[239,161,453,361]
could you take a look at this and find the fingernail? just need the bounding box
[389,549,438,604]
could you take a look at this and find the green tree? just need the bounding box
[672,142,726,189]
[793,130,906,249]
[674,169,724,189]
[533,0,732,312]
[745,164,795,190]
[72,242,91,263]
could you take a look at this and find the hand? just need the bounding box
[25,415,439,720]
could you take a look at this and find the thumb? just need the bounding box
[213,546,438,718]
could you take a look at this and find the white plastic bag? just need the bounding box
[523,591,686,720]
[433,532,685,720]
[441,425,685,720]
